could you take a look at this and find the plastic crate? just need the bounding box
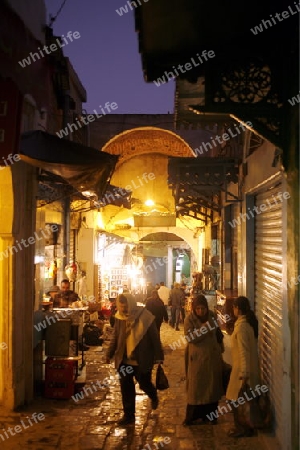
[45,380,74,399]
[45,358,76,382]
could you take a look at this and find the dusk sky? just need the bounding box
[44,0,175,114]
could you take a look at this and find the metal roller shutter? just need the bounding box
[255,183,288,447]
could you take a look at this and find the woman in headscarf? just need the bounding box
[183,294,224,426]
[226,296,260,437]
[105,293,164,425]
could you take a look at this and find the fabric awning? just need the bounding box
[19,130,119,199]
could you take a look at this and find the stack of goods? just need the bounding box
[45,358,77,399]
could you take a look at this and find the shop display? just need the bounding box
[103,268,128,299]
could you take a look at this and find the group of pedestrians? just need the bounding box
[105,284,260,438]
[183,294,260,437]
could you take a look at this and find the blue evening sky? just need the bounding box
[44,0,175,114]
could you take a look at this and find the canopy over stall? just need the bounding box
[19,130,119,200]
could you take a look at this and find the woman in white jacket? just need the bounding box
[226,296,260,437]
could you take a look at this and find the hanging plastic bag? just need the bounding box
[155,364,169,390]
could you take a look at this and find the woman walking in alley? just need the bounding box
[183,294,223,426]
[226,296,260,437]
[105,293,164,425]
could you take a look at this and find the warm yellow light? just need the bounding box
[96,210,105,229]
[145,199,154,207]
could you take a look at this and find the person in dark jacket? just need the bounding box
[145,290,168,333]
[105,293,164,425]
[169,282,185,330]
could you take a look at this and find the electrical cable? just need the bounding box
[48,0,68,27]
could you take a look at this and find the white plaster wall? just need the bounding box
[77,228,95,299]
[244,140,282,193]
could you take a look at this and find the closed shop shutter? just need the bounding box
[255,183,289,447]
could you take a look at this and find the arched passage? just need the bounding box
[102,126,195,164]
[99,127,197,234]
[138,231,195,288]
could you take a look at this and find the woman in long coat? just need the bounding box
[183,295,224,425]
[226,296,260,437]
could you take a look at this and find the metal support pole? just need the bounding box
[62,90,70,274]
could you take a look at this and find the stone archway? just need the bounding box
[138,231,195,288]
[99,127,197,234]
[102,126,195,164]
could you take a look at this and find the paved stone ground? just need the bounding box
[0,322,277,450]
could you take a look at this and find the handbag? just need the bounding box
[236,383,272,429]
[155,364,169,390]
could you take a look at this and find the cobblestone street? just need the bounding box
[0,323,276,449]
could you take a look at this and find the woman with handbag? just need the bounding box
[226,296,260,437]
[183,295,224,426]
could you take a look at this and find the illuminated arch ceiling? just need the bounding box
[139,232,189,258]
[102,127,194,164]
[99,127,202,232]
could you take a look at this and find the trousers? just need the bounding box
[170,306,181,328]
[118,363,157,417]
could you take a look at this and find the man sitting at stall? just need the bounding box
[54,279,79,308]
[55,279,89,351]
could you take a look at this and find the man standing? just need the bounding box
[157,282,170,306]
[158,281,170,320]
[105,293,164,425]
[169,282,185,331]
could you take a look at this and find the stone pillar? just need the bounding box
[0,162,37,408]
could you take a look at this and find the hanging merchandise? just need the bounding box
[48,259,57,279]
[77,271,87,298]
[65,260,78,282]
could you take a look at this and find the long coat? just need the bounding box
[145,297,168,329]
[107,311,164,373]
[226,315,260,401]
[184,310,223,405]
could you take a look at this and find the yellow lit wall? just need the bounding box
[0,167,14,406]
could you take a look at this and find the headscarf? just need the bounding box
[192,294,209,323]
[115,292,154,359]
[233,296,259,338]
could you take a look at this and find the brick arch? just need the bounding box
[102,127,194,164]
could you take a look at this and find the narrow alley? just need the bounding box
[0,323,275,450]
